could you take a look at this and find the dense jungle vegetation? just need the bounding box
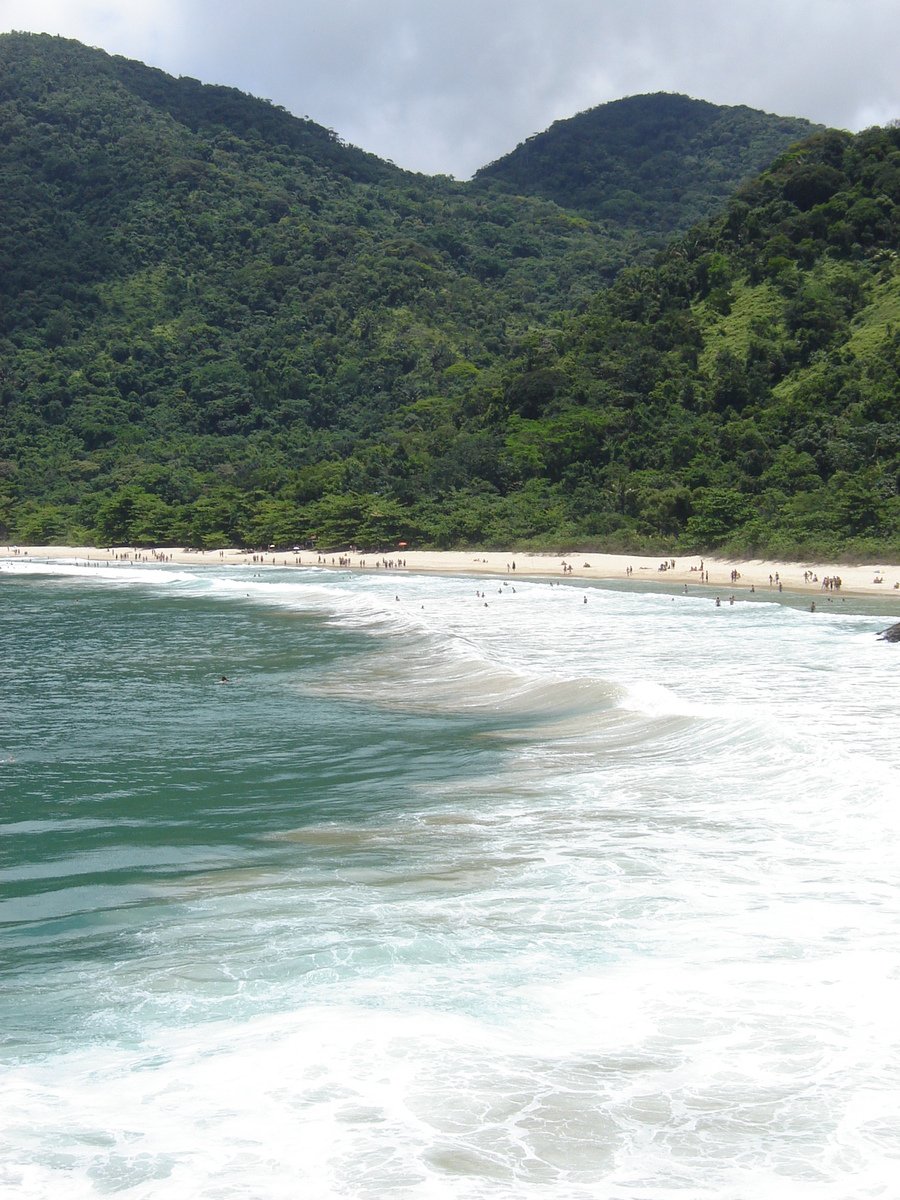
[1,32,898,556]
[476,92,820,239]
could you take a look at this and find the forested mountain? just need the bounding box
[489,126,900,557]
[476,93,822,242]
[1,32,897,556]
[0,32,629,546]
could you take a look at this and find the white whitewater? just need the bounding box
[2,561,899,1198]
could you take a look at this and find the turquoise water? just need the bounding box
[2,560,900,1198]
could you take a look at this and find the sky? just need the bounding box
[2,0,899,178]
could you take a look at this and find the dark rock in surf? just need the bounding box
[877,622,900,642]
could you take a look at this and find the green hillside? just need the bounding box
[475,93,822,243]
[0,32,628,546]
[1,33,896,556]
[486,127,900,557]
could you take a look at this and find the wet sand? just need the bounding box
[4,544,900,601]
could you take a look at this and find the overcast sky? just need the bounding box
[3,0,898,177]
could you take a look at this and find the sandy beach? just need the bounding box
[4,544,900,601]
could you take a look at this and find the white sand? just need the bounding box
[4,544,900,601]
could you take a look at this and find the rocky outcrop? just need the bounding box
[877,622,900,642]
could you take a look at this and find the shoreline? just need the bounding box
[4,545,900,602]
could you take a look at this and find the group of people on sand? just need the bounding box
[109,549,172,562]
[317,554,354,567]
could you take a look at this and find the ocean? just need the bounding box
[2,559,899,1199]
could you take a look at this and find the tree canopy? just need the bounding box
[1,33,897,557]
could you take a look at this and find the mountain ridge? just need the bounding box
[476,91,824,238]
[0,30,398,182]
[1,32,896,556]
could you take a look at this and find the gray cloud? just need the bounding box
[5,0,899,176]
